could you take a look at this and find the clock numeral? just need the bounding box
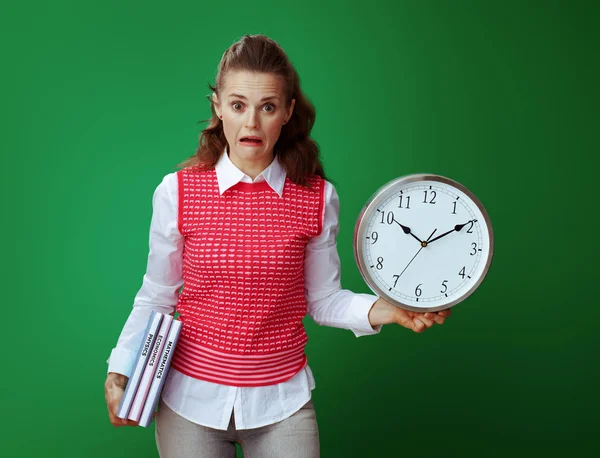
[459,266,466,279]
[398,195,411,209]
[392,274,400,288]
[415,283,422,297]
[369,231,378,244]
[440,280,448,294]
[466,220,477,234]
[470,242,477,255]
[423,190,437,204]
[380,211,395,224]
[452,201,457,214]
[376,257,384,270]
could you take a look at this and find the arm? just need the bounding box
[305,181,382,337]
[106,173,184,377]
[305,182,452,335]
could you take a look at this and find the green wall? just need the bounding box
[2,1,597,457]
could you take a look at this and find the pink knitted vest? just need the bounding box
[170,166,325,387]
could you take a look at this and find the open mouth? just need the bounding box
[239,136,263,146]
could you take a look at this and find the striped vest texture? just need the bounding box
[170,166,325,387]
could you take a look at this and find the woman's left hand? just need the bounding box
[368,298,452,333]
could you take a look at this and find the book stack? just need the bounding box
[116,311,182,428]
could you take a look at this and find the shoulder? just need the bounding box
[305,177,340,218]
[175,165,216,183]
[151,172,179,206]
[289,177,339,202]
[322,179,337,195]
[289,175,333,192]
[322,179,339,212]
[156,171,178,194]
[317,179,338,203]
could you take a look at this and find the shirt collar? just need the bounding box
[214,147,286,197]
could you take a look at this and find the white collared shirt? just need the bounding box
[107,150,381,430]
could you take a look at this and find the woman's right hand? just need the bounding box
[104,372,139,427]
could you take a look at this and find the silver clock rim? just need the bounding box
[353,173,495,312]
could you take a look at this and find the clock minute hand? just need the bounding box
[427,220,474,245]
[393,220,424,244]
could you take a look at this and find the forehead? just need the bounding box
[222,71,285,98]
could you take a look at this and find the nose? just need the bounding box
[245,108,259,129]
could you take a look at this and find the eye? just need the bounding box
[231,101,244,111]
[263,103,276,113]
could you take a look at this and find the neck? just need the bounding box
[228,151,274,180]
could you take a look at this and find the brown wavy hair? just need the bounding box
[178,34,326,186]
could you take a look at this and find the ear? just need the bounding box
[212,92,221,118]
[285,98,295,124]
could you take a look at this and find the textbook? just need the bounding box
[138,319,182,427]
[128,314,174,422]
[116,311,163,419]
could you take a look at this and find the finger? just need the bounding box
[109,412,125,425]
[113,417,138,427]
[109,400,122,416]
[412,318,426,333]
[109,414,126,427]
[416,315,435,328]
[438,309,452,317]
[109,409,138,427]
[109,407,129,426]
[393,310,417,331]
[425,312,445,325]
[107,402,121,426]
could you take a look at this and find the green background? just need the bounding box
[2,0,597,456]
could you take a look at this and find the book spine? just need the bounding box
[117,311,163,419]
[138,320,182,427]
[127,314,174,422]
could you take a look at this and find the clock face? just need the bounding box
[354,174,494,312]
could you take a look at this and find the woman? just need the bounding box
[104,34,451,457]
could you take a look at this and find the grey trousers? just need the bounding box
[155,397,320,458]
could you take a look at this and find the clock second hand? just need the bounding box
[396,228,437,280]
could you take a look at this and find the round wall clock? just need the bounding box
[353,174,494,312]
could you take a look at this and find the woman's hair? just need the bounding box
[178,34,326,186]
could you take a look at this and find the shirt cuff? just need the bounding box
[347,293,383,337]
[106,347,138,377]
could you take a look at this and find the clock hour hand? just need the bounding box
[393,220,424,244]
[427,220,475,245]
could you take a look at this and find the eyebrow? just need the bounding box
[227,94,280,102]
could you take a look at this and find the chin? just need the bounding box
[233,144,270,160]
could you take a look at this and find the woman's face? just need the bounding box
[213,70,295,173]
